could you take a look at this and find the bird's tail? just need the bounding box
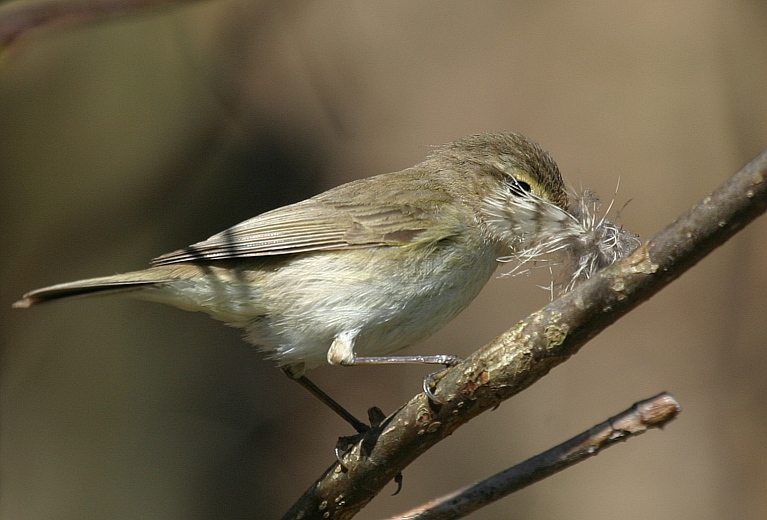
[12,269,174,309]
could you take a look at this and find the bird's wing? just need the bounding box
[151,180,463,266]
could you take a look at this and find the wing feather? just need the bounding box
[151,176,463,266]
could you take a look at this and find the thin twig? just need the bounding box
[389,392,681,520]
[281,147,767,520]
[0,0,199,48]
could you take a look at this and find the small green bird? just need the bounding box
[14,132,638,428]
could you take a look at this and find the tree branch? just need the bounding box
[389,392,681,520]
[282,146,767,520]
[0,0,199,48]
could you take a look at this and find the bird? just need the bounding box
[13,132,636,431]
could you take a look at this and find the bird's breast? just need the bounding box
[243,238,500,368]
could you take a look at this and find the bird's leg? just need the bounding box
[328,329,462,367]
[352,355,461,404]
[283,368,376,466]
[286,370,370,434]
[327,330,461,404]
[350,354,462,366]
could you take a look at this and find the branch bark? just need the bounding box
[282,146,767,520]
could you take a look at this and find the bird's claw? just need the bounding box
[392,472,404,495]
[334,406,387,467]
[422,356,461,404]
[335,433,363,468]
[367,406,386,428]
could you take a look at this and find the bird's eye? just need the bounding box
[508,178,532,196]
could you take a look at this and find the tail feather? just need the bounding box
[13,273,168,308]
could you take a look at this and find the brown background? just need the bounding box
[1,2,766,519]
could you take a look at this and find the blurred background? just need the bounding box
[1,1,766,519]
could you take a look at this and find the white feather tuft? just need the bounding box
[483,186,640,295]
